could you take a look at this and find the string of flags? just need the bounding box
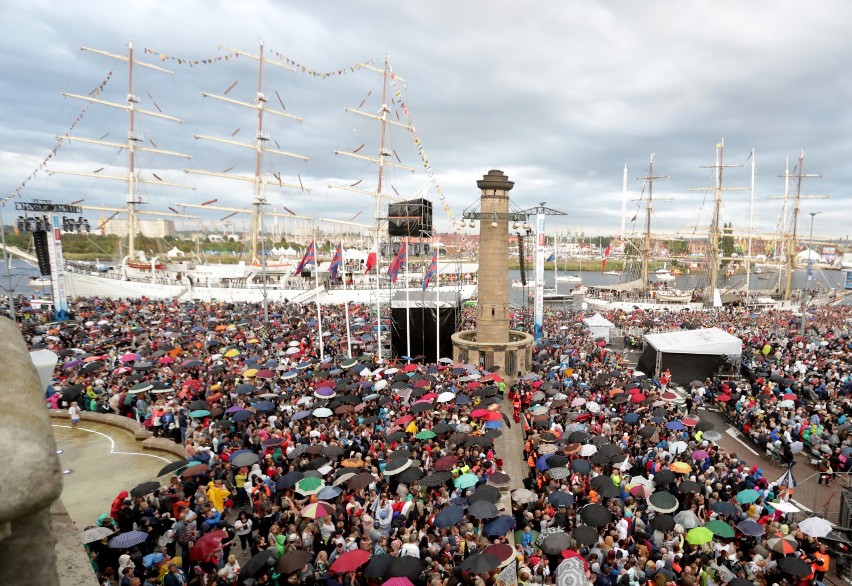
[6,69,115,203]
[269,49,373,78]
[387,62,461,235]
[143,48,237,67]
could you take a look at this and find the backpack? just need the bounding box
[179,522,196,545]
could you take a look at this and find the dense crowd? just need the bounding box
[25,298,852,586]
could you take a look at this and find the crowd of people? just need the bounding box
[24,297,852,585]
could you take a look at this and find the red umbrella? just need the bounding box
[190,529,227,560]
[483,411,502,421]
[255,369,275,379]
[681,418,698,427]
[466,381,482,391]
[403,364,417,373]
[433,455,458,471]
[716,394,732,402]
[329,549,370,573]
[631,393,646,403]
[395,415,414,426]
[471,409,489,418]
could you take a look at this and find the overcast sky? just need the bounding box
[2,0,851,243]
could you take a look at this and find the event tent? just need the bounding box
[583,313,615,343]
[636,327,742,384]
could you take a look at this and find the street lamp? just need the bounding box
[800,211,821,338]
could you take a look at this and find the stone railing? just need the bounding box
[0,317,63,586]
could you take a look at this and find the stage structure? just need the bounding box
[390,291,461,363]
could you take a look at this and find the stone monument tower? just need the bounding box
[452,170,534,384]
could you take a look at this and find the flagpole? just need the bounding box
[375,236,382,364]
[314,235,324,363]
[435,242,440,362]
[341,243,352,358]
[404,238,411,359]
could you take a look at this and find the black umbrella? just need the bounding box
[710,501,739,517]
[243,549,277,577]
[321,445,345,458]
[541,531,572,555]
[590,475,613,490]
[777,556,812,577]
[157,459,189,477]
[386,431,406,443]
[397,467,424,484]
[568,431,590,443]
[434,506,465,528]
[363,554,394,578]
[130,481,160,498]
[678,480,702,494]
[695,420,715,432]
[639,425,657,438]
[469,485,501,503]
[410,402,432,413]
[580,504,612,527]
[389,556,426,579]
[571,459,592,475]
[432,422,454,435]
[189,400,209,411]
[302,456,330,472]
[597,482,622,499]
[546,454,569,468]
[420,471,452,487]
[572,525,599,546]
[277,471,305,490]
[465,436,492,448]
[653,469,676,486]
[468,500,500,519]
[347,472,376,490]
[458,552,500,574]
[389,449,413,461]
[590,436,611,447]
[547,491,575,507]
[82,361,105,374]
[275,548,311,574]
[648,491,679,513]
[649,514,676,532]
[231,452,259,468]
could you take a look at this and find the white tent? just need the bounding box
[583,313,615,343]
[638,327,742,383]
[796,249,822,262]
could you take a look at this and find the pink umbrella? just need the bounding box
[692,450,709,461]
[383,579,414,586]
[120,353,140,363]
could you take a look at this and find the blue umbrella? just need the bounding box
[737,519,765,536]
[455,395,472,405]
[547,491,575,507]
[536,454,553,471]
[623,413,640,424]
[109,530,149,549]
[292,410,312,420]
[666,421,686,431]
[231,410,254,423]
[484,420,503,429]
[318,486,342,501]
[235,384,256,395]
[253,401,275,412]
[483,515,516,536]
[434,506,465,528]
[277,471,305,490]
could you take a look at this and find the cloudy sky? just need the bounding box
[2,0,851,244]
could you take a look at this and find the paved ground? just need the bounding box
[493,391,527,522]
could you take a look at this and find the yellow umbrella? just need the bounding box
[224,349,240,358]
[670,461,692,474]
[243,368,259,378]
[247,338,260,344]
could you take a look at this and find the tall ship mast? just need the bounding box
[182,41,309,263]
[53,42,196,257]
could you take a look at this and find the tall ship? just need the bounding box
[39,42,476,304]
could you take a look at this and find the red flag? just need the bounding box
[601,245,611,273]
[364,242,377,274]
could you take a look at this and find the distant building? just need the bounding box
[101,218,176,238]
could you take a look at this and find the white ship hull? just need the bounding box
[64,269,476,305]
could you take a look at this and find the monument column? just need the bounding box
[475,170,513,344]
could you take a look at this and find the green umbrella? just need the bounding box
[736,489,760,504]
[685,527,714,545]
[455,473,479,489]
[705,520,735,539]
[189,409,210,418]
[296,476,324,495]
[415,430,437,440]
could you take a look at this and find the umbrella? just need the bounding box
[420,471,452,487]
[570,459,591,475]
[434,506,465,528]
[295,476,324,495]
[483,543,516,568]
[455,473,479,489]
[777,556,813,577]
[547,491,575,508]
[313,407,333,418]
[580,504,612,527]
[706,519,735,538]
[330,549,370,573]
[364,554,394,578]
[649,514,676,532]
[737,519,765,537]
[397,467,424,484]
[383,579,414,586]
[798,516,833,538]
[276,549,311,574]
[458,552,500,574]
[571,525,599,546]
[670,461,691,474]
[129,481,160,498]
[388,556,425,579]
[469,485,501,503]
[678,480,702,495]
[277,471,305,490]
[668,441,688,455]
[673,510,701,529]
[157,459,189,476]
[301,502,335,519]
[231,452,259,468]
[736,489,760,504]
[189,409,210,418]
[768,500,800,514]
[556,556,588,586]
[767,533,799,555]
[711,501,739,517]
[483,515,516,536]
[242,549,277,577]
[109,530,149,548]
[190,529,227,560]
[347,472,376,490]
[384,458,413,476]
[541,531,572,555]
[648,491,679,514]
[685,527,714,545]
[181,464,209,478]
[703,430,722,442]
[79,526,114,544]
[512,488,537,504]
[468,500,500,519]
